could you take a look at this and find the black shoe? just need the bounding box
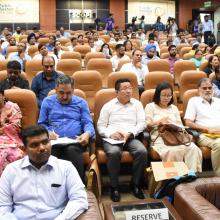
[130,183,145,199]
[110,187,121,202]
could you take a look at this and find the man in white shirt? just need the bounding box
[202,15,214,44]
[93,32,104,50]
[97,78,148,202]
[185,78,220,176]
[120,49,148,95]
[110,44,130,71]
[0,125,88,220]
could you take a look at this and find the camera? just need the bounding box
[132,16,137,23]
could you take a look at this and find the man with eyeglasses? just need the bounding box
[31,56,61,108]
[97,78,148,202]
[38,75,95,182]
[120,49,148,95]
[185,78,220,176]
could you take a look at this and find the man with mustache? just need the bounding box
[38,75,95,182]
[0,60,29,90]
[0,125,88,219]
[31,56,61,108]
[185,78,220,176]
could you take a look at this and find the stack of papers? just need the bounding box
[51,137,79,146]
[103,138,125,145]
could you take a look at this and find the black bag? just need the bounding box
[154,171,197,203]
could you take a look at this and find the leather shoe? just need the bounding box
[110,187,121,202]
[130,183,145,199]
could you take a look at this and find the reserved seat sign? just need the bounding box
[125,208,169,220]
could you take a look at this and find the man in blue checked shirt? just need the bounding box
[38,75,95,182]
[0,125,88,220]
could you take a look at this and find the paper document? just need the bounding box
[51,137,79,146]
[103,138,125,145]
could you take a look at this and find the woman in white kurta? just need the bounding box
[145,82,202,172]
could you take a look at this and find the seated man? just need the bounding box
[166,45,179,75]
[0,60,29,90]
[141,44,160,64]
[120,49,148,95]
[31,56,61,108]
[0,125,88,219]
[38,75,95,182]
[110,44,130,71]
[97,78,148,202]
[185,78,220,176]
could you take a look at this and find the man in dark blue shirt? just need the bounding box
[104,13,115,32]
[38,75,95,182]
[31,56,61,108]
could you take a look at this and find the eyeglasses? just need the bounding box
[196,53,203,56]
[160,94,172,98]
[201,86,212,90]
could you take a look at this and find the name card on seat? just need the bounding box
[125,208,169,220]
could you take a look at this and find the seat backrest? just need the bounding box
[131,39,141,49]
[145,71,174,90]
[140,89,178,108]
[179,70,207,101]
[177,43,191,54]
[183,52,194,60]
[160,52,169,59]
[84,52,105,67]
[74,45,91,58]
[200,60,208,72]
[60,51,81,61]
[180,47,192,58]
[117,59,131,70]
[147,59,170,72]
[99,35,110,43]
[28,45,39,58]
[6,46,17,58]
[37,38,49,45]
[4,89,38,128]
[209,72,215,81]
[87,58,112,87]
[0,60,8,71]
[72,70,102,112]
[174,60,196,85]
[160,46,169,55]
[94,89,116,145]
[25,59,43,85]
[107,71,139,99]
[19,35,28,42]
[58,38,71,46]
[0,70,27,81]
[56,59,81,77]
[182,89,198,116]
[48,88,86,99]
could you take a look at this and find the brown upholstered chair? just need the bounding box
[58,38,71,46]
[84,52,105,67]
[87,58,112,87]
[160,52,169,59]
[28,45,39,58]
[60,51,82,61]
[160,46,168,55]
[99,35,110,43]
[4,89,38,128]
[179,46,192,58]
[131,39,141,49]
[174,60,196,86]
[76,191,102,220]
[144,71,174,90]
[94,89,133,165]
[176,43,191,54]
[183,52,194,60]
[74,45,91,58]
[72,70,102,112]
[6,46,17,58]
[174,177,220,220]
[19,35,28,42]
[199,60,208,72]
[37,38,49,45]
[0,60,8,71]
[56,59,81,77]
[117,59,131,71]
[25,59,43,85]
[182,89,211,159]
[107,71,139,100]
[147,59,170,72]
[179,70,207,101]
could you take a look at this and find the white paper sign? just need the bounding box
[103,138,125,145]
[125,208,169,220]
[51,137,79,146]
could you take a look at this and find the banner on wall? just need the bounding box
[69,9,95,23]
[0,0,39,23]
[128,0,175,24]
